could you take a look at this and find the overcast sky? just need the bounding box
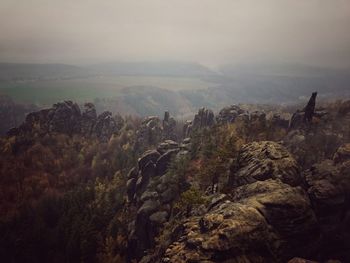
[0,0,349,68]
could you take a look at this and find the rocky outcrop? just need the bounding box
[163,141,320,262]
[162,111,177,141]
[127,140,189,261]
[304,92,317,123]
[183,107,214,137]
[137,112,177,147]
[182,120,193,138]
[6,101,123,140]
[303,143,350,225]
[228,141,302,187]
[216,105,247,124]
[92,111,124,141]
[137,116,163,146]
[289,92,321,129]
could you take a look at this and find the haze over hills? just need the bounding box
[0,61,349,119]
[1,1,350,262]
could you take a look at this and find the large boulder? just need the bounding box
[162,141,320,262]
[138,150,161,171]
[163,179,319,262]
[216,105,246,124]
[228,141,302,187]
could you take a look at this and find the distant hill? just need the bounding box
[0,61,349,117]
[205,63,350,104]
[88,61,216,77]
[0,63,92,81]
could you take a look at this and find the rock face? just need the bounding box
[304,92,317,123]
[228,141,302,187]
[137,112,177,147]
[92,111,123,141]
[289,92,319,129]
[183,107,214,137]
[162,141,320,263]
[304,143,350,226]
[162,111,177,141]
[216,105,247,124]
[127,140,189,261]
[7,101,123,140]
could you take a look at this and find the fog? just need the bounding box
[0,0,350,68]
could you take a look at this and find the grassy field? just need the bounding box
[0,75,211,105]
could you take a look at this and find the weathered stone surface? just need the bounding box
[163,180,319,262]
[48,101,81,134]
[162,111,177,141]
[289,92,318,129]
[334,143,350,164]
[7,101,123,140]
[193,107,214,129]
[162,141,320,262]
[182,107,214,137]
[304,92,317,123]
[156,140,179,154]
[183,120,193,138]
[138,150,161,171]
[92,111,120,140]
[127,178,137,202]
[149,211,168,224]
[140,191,159,202]
[127,141,190,261]
[229,141,302,187]
[127,167,138,180]
[138,199,161,216]
[156,149,179,176]
[137,116,163,146]
[303,146,350,225]
[216,105,246,124]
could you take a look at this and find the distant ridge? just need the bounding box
[0,62,91,81]
[88,61,216,77]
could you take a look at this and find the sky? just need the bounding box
[0,0,350,68]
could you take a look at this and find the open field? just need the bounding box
[0,75,212,105]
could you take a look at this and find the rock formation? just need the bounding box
[126,140,189,261]
[162,111,177,141]
[136,112,177,147]
[183,107,214,137]
[162,141,321,262]
[7,101,123,140]
[228,141,302,187]
[289,92,319,129]
[216,105,247,124]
